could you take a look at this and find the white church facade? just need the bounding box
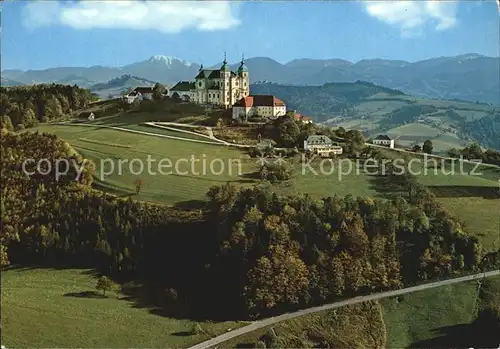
[169,54,250,109]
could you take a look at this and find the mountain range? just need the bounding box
[2,54,499,105]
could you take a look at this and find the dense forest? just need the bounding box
[3,130,499,320]
[466,114,500,151]
[0,84,98,130]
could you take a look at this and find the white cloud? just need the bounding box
[22,0,240,33]
[363,1,458,37]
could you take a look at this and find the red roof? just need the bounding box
[302,116,312,121]
[234,95,286,107]
[295,113,301,120]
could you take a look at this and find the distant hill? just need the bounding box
[466,113,500,150]
[2,53,499,105]
[1,77,24,86]
[89,75,159,99]
[251,81,500,152]
[251,81,406,119]
[2,66,124,87]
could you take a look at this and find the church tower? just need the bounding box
[220,52,231,108]
[237,54,249,99]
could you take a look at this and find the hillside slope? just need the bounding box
[251,82,500,151]
[89,75,159,99]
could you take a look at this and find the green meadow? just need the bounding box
[2,267,244,348]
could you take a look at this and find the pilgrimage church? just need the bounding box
[169,53,250,108]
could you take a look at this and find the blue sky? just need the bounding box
[2,0,499,70]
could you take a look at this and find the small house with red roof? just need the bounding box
[133,87,154,99]
[124,86,154,104]
[294,113,313,124]
[232,95,286,120]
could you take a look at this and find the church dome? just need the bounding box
[238,54,248,73]
[220,52,231,72]
[238,61,248,73]
[220,61,231,72]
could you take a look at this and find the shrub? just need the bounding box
[165,287,178,302]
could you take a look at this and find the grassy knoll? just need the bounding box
[382,276,500,348]
[273,156,381,199]
[33,124,257,205]
[91,99,223,127]
[2,267,244,348]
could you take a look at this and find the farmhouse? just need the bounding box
[232,95,286,120]
[124,87,154,104]
[169,81,194,101]
[373,134,395,148]
[304,135,332,151]
[133,87,154,99]
[295,113,313,124]
[304,135,343,156]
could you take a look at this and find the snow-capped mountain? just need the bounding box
[122,55,199,82]
[148,55,194,67]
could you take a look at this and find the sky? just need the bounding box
[2,0,499,70]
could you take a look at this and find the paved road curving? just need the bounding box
[188,270,500,349]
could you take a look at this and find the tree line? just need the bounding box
[0,84,98,131]
[448,142,500,167]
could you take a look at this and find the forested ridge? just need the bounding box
[466,114,500,151]
[0,84,98,130]
[3,130,499,320]
[250,81,405,121]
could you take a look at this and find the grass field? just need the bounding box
[33,124,257,205]
[413,158,500,251]
[381,280,479,348]
[385,123,468,154]
[30,123,385,205]
[2,267,244,348]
